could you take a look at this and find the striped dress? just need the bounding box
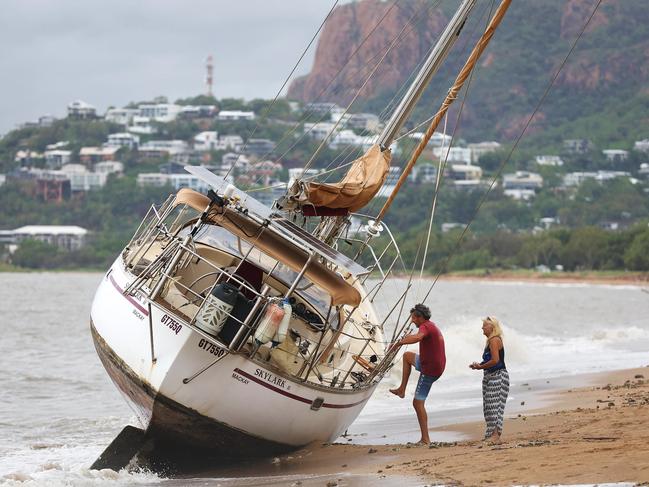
[481,342,509,438]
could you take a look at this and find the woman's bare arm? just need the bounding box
[475,337,502,370]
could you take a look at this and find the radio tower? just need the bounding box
[205,55,214,97]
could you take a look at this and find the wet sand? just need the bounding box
[195,367,649,486]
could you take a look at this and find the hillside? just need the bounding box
[287,0,649,147]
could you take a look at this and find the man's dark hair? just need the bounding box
[410,303,431,320]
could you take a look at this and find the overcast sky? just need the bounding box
[0,0,345,133]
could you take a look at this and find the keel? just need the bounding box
[90,425,147,471]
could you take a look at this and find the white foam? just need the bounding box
[0,466,161,487]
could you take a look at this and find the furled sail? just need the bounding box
[283,144,391,213]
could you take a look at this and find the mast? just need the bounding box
[377,0,478,150]
[375,0,512,224]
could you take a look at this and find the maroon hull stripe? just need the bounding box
[109,274,149,316]
[233,368,368,409]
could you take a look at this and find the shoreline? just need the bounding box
[193,366,649,486]
[440,272,649,287]
[2,267,648,286]
[405,270,649,286]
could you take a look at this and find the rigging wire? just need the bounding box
[417,0,605,306]
[394,0,494,145]
[246,0,448,190]
[239,0,402,188]
[224,0,340,179]
[299,0,451,177]
[349,0,517,334]
[419,113,448,281]
[302,0,456,316]
[317,0,450,185]
[361,0,495,221]
[416,0,496,291]
[243,0,453,201]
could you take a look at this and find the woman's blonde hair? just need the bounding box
[483,316,504,344]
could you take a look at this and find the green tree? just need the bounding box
[624,228,649,270]
[11,239,61,269]
[560,227,609,270]
[517,234,561,268]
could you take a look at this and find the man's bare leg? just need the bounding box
[413,398,430,444]
[390,351,415,398]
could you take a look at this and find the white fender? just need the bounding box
[272,301,292,347]
[254,302,284,345]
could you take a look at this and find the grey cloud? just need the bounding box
[0,0,343,133]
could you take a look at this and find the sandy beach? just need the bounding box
[199,366,649,486]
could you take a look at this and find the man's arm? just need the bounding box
[397,330,426,346]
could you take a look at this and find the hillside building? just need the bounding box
[136,173,210,193]
[194,131,219,151]
[408,131,452,147]
[447,164,483,181]
[128,116,157,135]
[502,171,543,190]
[14,150,44,166]
[304,102,341,116]
[468,141,501,163]
[67,100,97,119]
[602,149,629,163]
[432,146,472,164]
[347,113,380,132]
[80,146,120,164]
[303,122,336,141]
[634,139,649,153]
[105,133,139,150]
[179,105,217,119]
[241,139,276,158]
[105,108,138,125]
[535,155,564,166]
[8,225,88,251]
[216,110,255,121]
[138,103,181,123]
[44,150,72,169]
[94,161,124,175]
[329,130,362,150]
[139,140,189,158]
[563,139,594,154]
[563,171,632,187]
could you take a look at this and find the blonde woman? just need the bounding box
[470,316,509,443]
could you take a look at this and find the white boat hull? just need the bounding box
[90,259,376,457]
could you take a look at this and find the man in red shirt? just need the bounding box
[390,303,446,445]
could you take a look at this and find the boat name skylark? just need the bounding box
[198,338,227,357]
[161,314,183,335]
[255,368,287,389]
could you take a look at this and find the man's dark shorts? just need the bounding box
[414,354,440,401]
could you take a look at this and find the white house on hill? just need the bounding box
[67,100,96,119]
[9,225,88,251]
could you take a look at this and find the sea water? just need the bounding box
[0,273,648,485]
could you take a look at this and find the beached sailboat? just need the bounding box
[89,0,511,466]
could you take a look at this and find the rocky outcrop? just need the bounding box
[287,0,447,105]
[288,0,649,139]
[556,0,649,90]
[560,0,610,39]
[558,47,649,91]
